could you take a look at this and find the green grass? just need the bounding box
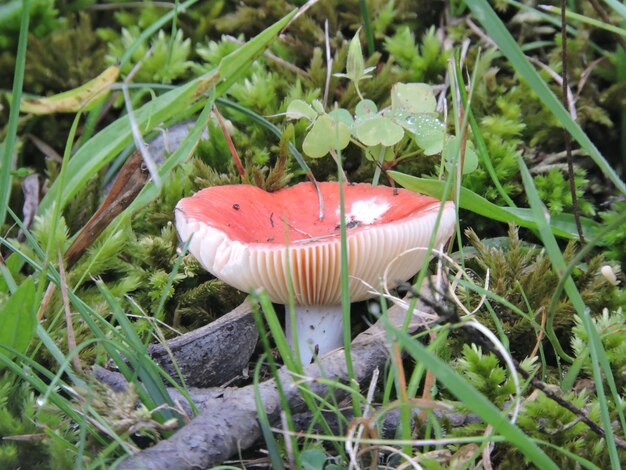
[1,0,625,468]
[0,0,29,229]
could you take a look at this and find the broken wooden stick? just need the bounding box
[117,297,435,470]
[147,300,258,388]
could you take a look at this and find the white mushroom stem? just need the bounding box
[285,305,345,364]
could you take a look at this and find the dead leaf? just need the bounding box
[65,150,149,268]
[20,65,119,115]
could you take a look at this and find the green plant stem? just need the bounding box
[358,0,375,55]
[0,0,30,229]
[371,146,385,186]
[253,353,287,470]
[334,146,361,418]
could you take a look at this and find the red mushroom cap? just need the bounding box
[175,182,455,305]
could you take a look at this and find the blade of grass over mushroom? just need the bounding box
[385,320,559,470]
[254,290,299,373]
[389,172,599,240]
[252,293,343,459]
[335,143,362,417]
[253,354,287,470]
[465,0,626,196]
[39,10,297,215]
[0,0,29,229]
[518,158,624,468]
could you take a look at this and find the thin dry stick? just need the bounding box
[57,249,83,373]
[561,0,585,244]
[36,263,53,321]
[392,341,408,404]
[481,424,495,470]
[281,410,295,470]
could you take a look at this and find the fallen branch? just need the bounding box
[117,299,434,469]
[147,300,258,388]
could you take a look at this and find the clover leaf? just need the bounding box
[391,83,437,114]
[286,99,318,121]
[443,135,478,174]
[355,115,404,147]
[302,114,351,158]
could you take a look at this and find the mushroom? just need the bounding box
[175,182,455,363]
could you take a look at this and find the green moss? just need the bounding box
[0,374,74,469]
[598,201,626,268]
[24,12,105,94]
[571,308,626,389]
[104,28,193,84]
[461,226,621,358]
[453,344,536,408]
[501,390,594,467]
[384,25,449,83]
[534,168,595,216]
[0,0,61,50]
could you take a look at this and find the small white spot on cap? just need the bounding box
[341,198,390,225]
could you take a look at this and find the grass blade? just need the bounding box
[254,354,286,470]
[0,0,29,228]
[385,319,559,470]
[389,172,599,239]
[517,157,623,469]
[39,9,297,215]
[465,0,626,196]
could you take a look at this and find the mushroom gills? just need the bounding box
[285,305,345,364]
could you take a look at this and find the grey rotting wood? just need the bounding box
[117,295,436,470]
[147,300,258,388]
